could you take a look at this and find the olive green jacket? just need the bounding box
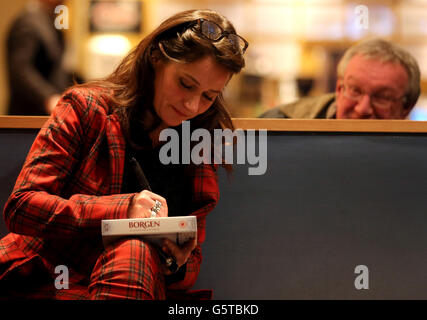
[259,93,337,119]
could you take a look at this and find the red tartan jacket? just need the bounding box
[0,87,219,295]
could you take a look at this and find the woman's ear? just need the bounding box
[149,46,163,67]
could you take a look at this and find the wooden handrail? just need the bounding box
[1,116,427,133]
[232,118,427,133]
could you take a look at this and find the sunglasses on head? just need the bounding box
[189,19,248,55]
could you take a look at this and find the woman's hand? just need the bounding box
[128,190,168,219]
[161,238,197,275]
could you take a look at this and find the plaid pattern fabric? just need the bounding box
[0,87,219,299]
[89,238,165,300]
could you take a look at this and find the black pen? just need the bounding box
[129,156,178,273]
[129,157,152,192]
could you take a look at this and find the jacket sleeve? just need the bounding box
[3,89,132,239]
[167,164,219,291]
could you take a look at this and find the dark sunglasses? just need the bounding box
[189,19,248,55]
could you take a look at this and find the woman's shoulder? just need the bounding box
[46,85,121,147]
[61,85,116,117]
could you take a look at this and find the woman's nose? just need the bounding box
[183,95,200,114]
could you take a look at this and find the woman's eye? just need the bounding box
[180,79,192,89]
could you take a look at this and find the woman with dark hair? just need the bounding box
[0,9,247,299]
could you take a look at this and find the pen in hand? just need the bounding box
[129,157,152,192]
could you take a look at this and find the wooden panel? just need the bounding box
[0,116,48,129]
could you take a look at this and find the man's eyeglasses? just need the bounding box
[190,19,248,55]
[342,83,406,110]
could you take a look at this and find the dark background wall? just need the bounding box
[193,133,427,299]
[2,130,427,299]
[0,129,37,236]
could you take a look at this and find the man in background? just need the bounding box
[6,0,75,115]
[259,39,420,120]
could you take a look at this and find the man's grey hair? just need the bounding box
[337,38,421,110]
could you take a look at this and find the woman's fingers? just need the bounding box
[128,190,168,218]
[161,238,197,272]
[150,194,168,218]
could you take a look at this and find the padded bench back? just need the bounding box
[2,129,427,299]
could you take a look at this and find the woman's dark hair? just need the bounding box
[76,9,246,171]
